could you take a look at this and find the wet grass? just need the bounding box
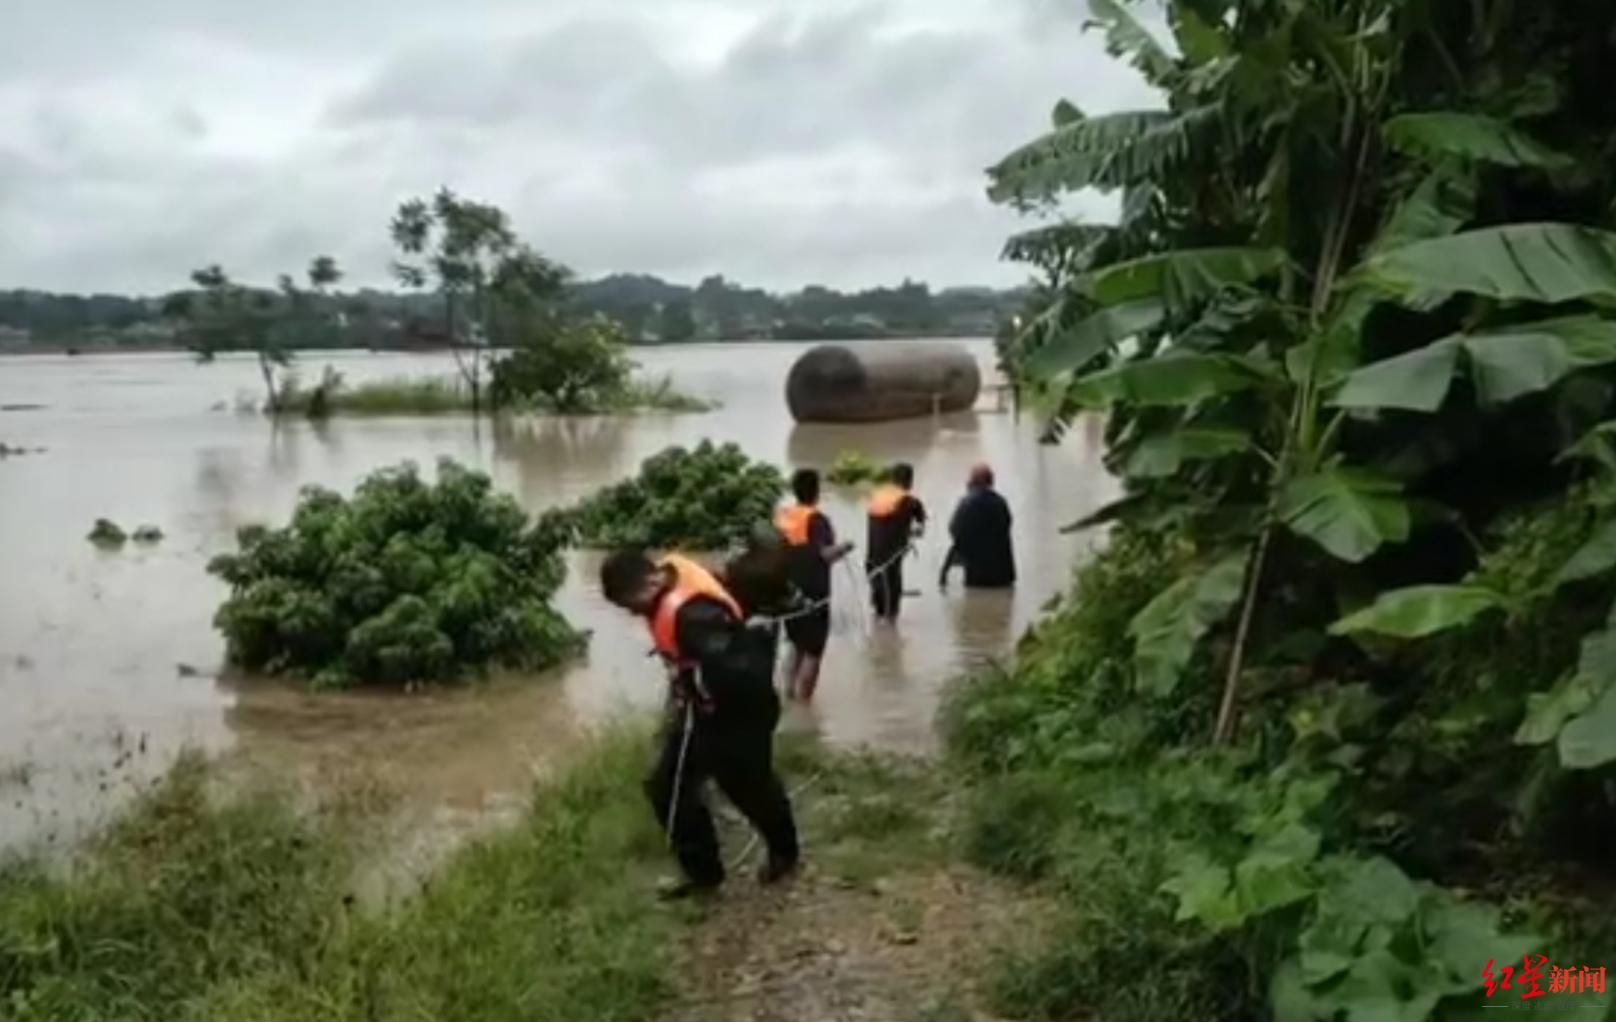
[0,733,677,1021]
[0,726,953,1021]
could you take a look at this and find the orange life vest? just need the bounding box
[649,554,744,662]
[774,504,817,546]
[867,483,906,518]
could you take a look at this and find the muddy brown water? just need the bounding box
[0,341,1116,854]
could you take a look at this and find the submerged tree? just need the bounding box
[165,256,343,414]
[390,188,568,412]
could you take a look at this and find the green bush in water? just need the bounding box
[208,458,582,688]
[556,440,784,549]
[825,449,882,487]
[132,524,164,543]
[87,518,127,546]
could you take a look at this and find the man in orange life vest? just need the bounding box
[599,549,800,897]
[866,462,927,621]
[774,468,855,701]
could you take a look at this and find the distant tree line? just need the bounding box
[0,272,1026,352]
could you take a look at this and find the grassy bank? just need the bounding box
[0,726,965,1021]
[0,731,675,1021]
[269,373,710,417]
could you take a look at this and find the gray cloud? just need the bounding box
[0,0,1157,294]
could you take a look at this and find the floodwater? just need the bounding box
[0,341,1116,853]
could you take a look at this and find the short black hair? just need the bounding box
[599,548,658,605]
[890,462,914,488]
[791,468,821,504]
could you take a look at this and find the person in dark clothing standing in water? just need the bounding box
[600,550,800,898]
[940,463,1016,590]
[775,468,855,700]
[865,462,926,622]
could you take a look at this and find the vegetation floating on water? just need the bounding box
[552,440,784,550]
[207,458,582,689]
[825,450,883,487]
[962,0,1616,1017]
[86,518,127,546]
[131,525,164,544]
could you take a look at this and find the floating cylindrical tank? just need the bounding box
[785,343,982,423]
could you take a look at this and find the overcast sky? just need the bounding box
[1,0,1159,294]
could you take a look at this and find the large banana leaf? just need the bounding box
[1084,247,1288,308]
[1025,300,1165,378]
[1328,585,1508,639]
[1366,168,1478,260]
[1130,552,1248,696]
[1331,340,1460,412]
[1384,113,1574,169]
[1001,222,1113,275]
[1365,224,1616,306]
[1070,353,1267,408]
[1089,0,1177,82]
[1333,317,1616,412]
[1121,425,1251,478]
[1279,468,1411,563]
[987,107,1217,206]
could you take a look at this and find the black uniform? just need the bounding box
[942,486,1016,588]
[867,493,926,620]
[645,596,799,887]
[786,511,836,656]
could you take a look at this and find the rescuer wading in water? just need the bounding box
[865,462,926,621]
[939,463,1016,590]
[774,468,855,700]
[599,550,800,898]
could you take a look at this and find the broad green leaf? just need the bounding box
[1515,670,1600,746]
[1558,683,1616,769]
[1233,824,1321,917]
[1089,0,1177,82]
[1025,300,1163,378]
[1121,425,1251,478]
[1384,112,1574,169]
[1366,168,1478,259]
[1559,421,1616,475]
[1084,246,1288,308]
[1555,620,1616,768]
[1280,469,1411,563]
[1366,224,1616,306]
[1463,317,1616,404]
[1161,851,1244,930]
[1324,856,1419,925]
[1170,4,1229,65]
[1331,340,1460,412]
[1553,518,1616,586]
[1329,585,1509,639]
[988,108,1217,205]
[1070,353,1265,408]
[1333,317,1616,412]
[1271,959,1330,1022]
[1129,553,1247,696]
[1423,894,1541,986]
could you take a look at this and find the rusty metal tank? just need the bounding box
[784,343,981,423]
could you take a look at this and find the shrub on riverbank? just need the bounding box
[208,459,581,688]
[555,440,784,549]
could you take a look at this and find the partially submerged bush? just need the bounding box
[132,525,164,544]
[825,449,883,487]
[208,459,581,688]
[557,440,783,549]
[87,518,126,546]
[492,316,708,414]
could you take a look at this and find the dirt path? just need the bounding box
[660,748,1043,1022]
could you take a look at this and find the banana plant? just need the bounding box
[990,0,1616,743]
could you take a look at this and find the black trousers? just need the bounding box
[869,559,905,619]
[645,700,799,886]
